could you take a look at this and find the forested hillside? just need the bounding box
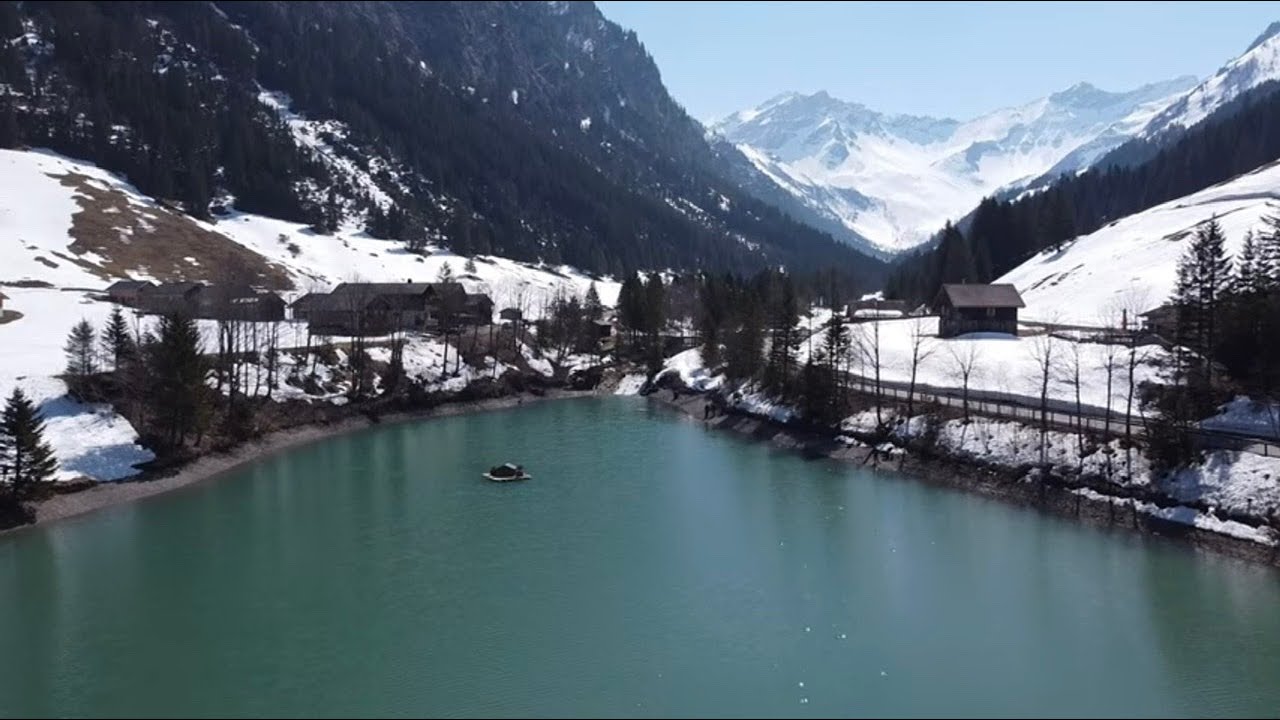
[0,1,884,288]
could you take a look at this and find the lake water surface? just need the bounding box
[1,397,1277,717]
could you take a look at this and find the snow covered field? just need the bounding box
[0,287,154,481]
[0,147,620,481]
[800,316,1169,412]
[1001,160,1280,324]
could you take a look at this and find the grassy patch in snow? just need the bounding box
[53,172,293,289]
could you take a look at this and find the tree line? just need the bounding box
[1150,216,1280,469]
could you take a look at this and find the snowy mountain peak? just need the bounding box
[716,75,1197,253]
[1245,20,1280,53]
[1141,21,1280,137]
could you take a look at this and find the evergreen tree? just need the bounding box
[697,276,726,370]
[1231,231,1264,298]
[1043,191,1077,252]
[1171,218,1232,382]
[934,222,975,287]
[798,356,835,425]
[100,307,135,372]
[1,388,58,499]
[1260,214,1280,290]
[436,261,455,284]
[583,282,602,321]
[464,257,478,275]
[148,313,211,447]
[643,273,667,374]
[617,274,645,346]
[764,275,800,396]
[64,318,97,382]
[724,296,764,381]
[821,310,850,414]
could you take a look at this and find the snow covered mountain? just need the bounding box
[999,159,1280,325]
[712,78,1197,254]
[1140,22,1280,138]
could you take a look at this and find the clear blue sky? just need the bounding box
[596,1,1280,122]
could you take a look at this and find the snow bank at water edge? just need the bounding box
[659,348,723,392]
[0,287,154,481]
[613,374,647,396]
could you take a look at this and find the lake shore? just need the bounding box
[14,389,593,535]
[650,390,1280,568]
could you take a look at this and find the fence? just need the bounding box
[841,373,1280,458]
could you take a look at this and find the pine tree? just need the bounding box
[799,356,835,425]
[697,276,725,370]
[821,310,850,413]
[1,388,58,499]
[64,319,98,382]
[616,274,645,347]
[725,296,764,381]
[436,261,455,284]
[1043,191,1077,252]
[464,257,478,275]
[1260,214,1280,290]
[764,275,800,396]
[583,282,602,321]
[100,307,135,372]
[1171,218,1232,381]
[148,313,211,447]
[643,273,666,374]
[934,222,975,287]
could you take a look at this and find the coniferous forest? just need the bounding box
[0,1,885,291]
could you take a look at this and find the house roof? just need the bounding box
[198,283,258,304]
[1139,304,1177,318]
[936,283,1025,309]
[144,282,204,297]
[463,291,493,308]
[851,298,908,312]
[290,292,328,310]
[106,280,154,292]
[330,282,436,297]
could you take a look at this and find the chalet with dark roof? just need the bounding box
[105,280,155,305]
[137,282,205,316]
[304,281,488,336]
[462,291,494,325]
[932,283,1025,338]
[289,293,328,323]
[192,284,283,321]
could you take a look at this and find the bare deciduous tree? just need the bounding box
[1116,289,1152,483]
[1056,339,1086,475]
[946,342,982,422]
[1028,328,1057,466]
[852,320,885,426]
[904,318,935,418]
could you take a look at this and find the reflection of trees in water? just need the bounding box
[1139,546,1280,713]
